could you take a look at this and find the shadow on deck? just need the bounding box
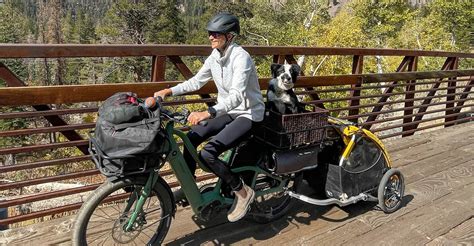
[1,122,473,245]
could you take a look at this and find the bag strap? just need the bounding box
[112,117,161,131]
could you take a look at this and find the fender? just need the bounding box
[155,175,177,216]
[108,174,177,216]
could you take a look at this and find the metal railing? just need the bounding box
[0,44,473,227]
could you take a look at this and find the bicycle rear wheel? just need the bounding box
[250,173,302,224]
[72,177,173,246]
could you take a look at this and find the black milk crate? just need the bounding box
[255,106,329,149]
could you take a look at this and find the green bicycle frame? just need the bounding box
[125,119,289,224]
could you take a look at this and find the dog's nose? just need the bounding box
[282,74,291,82]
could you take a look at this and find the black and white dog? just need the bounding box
[267,63,303,114]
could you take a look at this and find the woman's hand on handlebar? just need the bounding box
[188,111,211,126]
[154,88,172,100]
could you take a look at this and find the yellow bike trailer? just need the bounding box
[293,116,405,213]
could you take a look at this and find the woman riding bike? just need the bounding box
[154,12,265,222]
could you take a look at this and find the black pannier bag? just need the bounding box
[90,92,169,177]
[266,145,320,174]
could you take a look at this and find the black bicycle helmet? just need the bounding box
[206,13,240,35]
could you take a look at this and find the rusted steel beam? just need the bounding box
[379,116,473,140]
[360,70,474,83]
[348,55,364,123]
[300,78,469,95]
[332,90,473,115]
[0,75,362,106]
[402,56,418,137]
[0,184,100,208]
[0,81,180,106]
[1,44,473,58]
[0,173,216,226]
[328,97,472,120]
[0,123,95,137]
[309,84,472,104]
[445,57,459,126]
[0,155,91,173]
[168,55,214,107]
[0,169,176,207]
[0,139,88,155]
[411,57,457,129]
[454,78,474,113]
[0,202,84,225]
[168,56,193,79]
[372,110,472,133]
[352,103,474,126]
[363,56,417,129]
[0,107,98,120]
[337,91,473,116]
[273,55,285,64]
[0,169,99,191]
[151,55,166,82]
[2,71,472,106]
[0,63,89,154]
[284,55,325,108]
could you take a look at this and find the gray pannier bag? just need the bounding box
[89,92,169,177]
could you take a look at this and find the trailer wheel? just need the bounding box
[378,168,404,213]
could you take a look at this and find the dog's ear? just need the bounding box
[290,64,301,82]
[271,63,282,78]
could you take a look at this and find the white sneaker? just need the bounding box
[227,184,255,222]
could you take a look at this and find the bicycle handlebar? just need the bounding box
[148,96,208,127]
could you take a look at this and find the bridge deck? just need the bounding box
[1,122,473,245]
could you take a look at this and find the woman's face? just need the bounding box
[208,32,229,50]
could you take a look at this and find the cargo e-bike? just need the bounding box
[72,97,404,245]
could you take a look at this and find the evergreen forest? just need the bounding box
[0,0,472,176]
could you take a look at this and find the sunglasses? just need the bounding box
[208,31,224,38]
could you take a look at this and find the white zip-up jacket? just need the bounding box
[170,43,265,122]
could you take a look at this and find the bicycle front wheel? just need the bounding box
[72,177,173,246]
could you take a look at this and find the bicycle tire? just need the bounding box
[72,177,173,246]
[250,174,302,224]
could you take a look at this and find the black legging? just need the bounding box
[183,115,254,191]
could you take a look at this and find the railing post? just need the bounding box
[402,56,418,137]
[348,55,364,124]
[445,57,459,127]
[151,55,166,82]
[284,55,325,109]
[273,55,285,64]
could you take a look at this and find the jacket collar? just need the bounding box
[211,42,237,65]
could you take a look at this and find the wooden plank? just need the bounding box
[427,218,474,245]
[300,175,474,245]
[163,124,474,245]
[389,129,474,168]
[347,183,474,245]
[1,122,473,245]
